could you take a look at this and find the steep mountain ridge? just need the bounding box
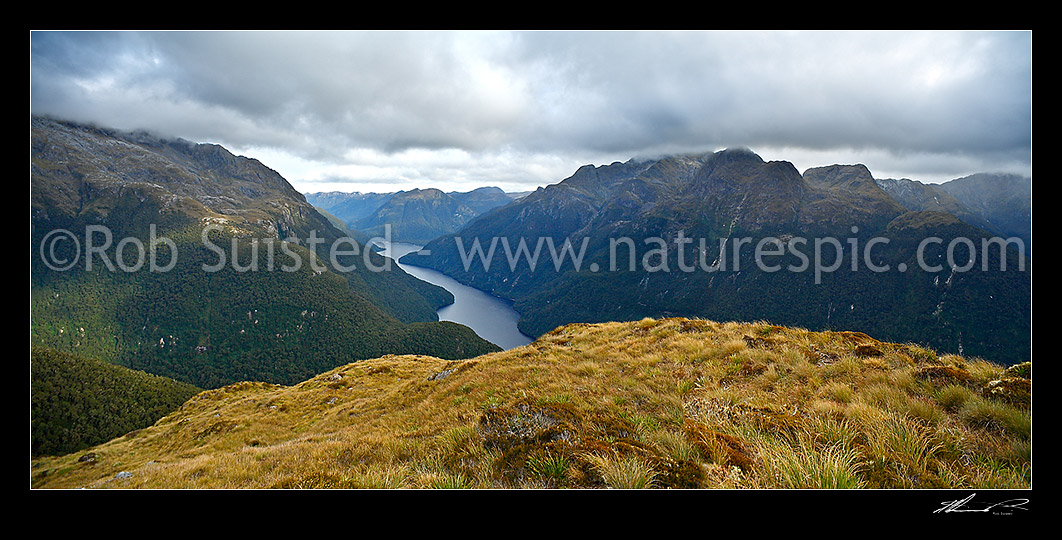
[877,173,1032,253]
[801,164,908,232]
[938,173,1031,219]
[450,186,517,215]
[32,115,457,322]
[31,117,317,251]
[688,150,808,230]
[874,177,981,224]
[405,148,1031,365]
[31,116,499,389]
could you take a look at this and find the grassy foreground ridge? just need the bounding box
[30,317,1031,489]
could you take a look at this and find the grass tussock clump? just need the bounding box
[31,318,1031,490]
[583,452,660,489]
[757,438,866,489]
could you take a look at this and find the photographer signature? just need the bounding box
[935,493,1029,515]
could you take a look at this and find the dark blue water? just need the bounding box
[376,241,533,350]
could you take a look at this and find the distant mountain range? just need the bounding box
[404,148,1031,365]
[307,187,526,244]
[876,173,1032,253]
[30,116,499,389]
[305,191,396,223]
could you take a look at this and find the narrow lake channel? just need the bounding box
[375,241,533,350]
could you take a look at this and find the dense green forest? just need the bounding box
[31,219,498,389]
[31,346,202,457]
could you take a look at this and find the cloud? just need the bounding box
[30,30,1032,191]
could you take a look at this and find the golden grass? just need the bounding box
[30,317,1031,490]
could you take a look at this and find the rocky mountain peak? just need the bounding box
[802,163,875,190]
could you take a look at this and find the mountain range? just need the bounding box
[29,117,1033,494]
[403,148,1031,366]
[876,173,1032,253]
[307,186,525,244]
[30,116,500,390]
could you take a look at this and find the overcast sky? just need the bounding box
[30,30,1032,194]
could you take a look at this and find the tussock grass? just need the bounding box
[822,381,855,404]
[346,465,413,489]
[848,408,946,488]
[757,440,865,489]
[583,451,659,489]
[31,317,1031,490]
[936,384,975,411]
[526,451,571,485]
[651,429,700,463]
[958,396,1031,438]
